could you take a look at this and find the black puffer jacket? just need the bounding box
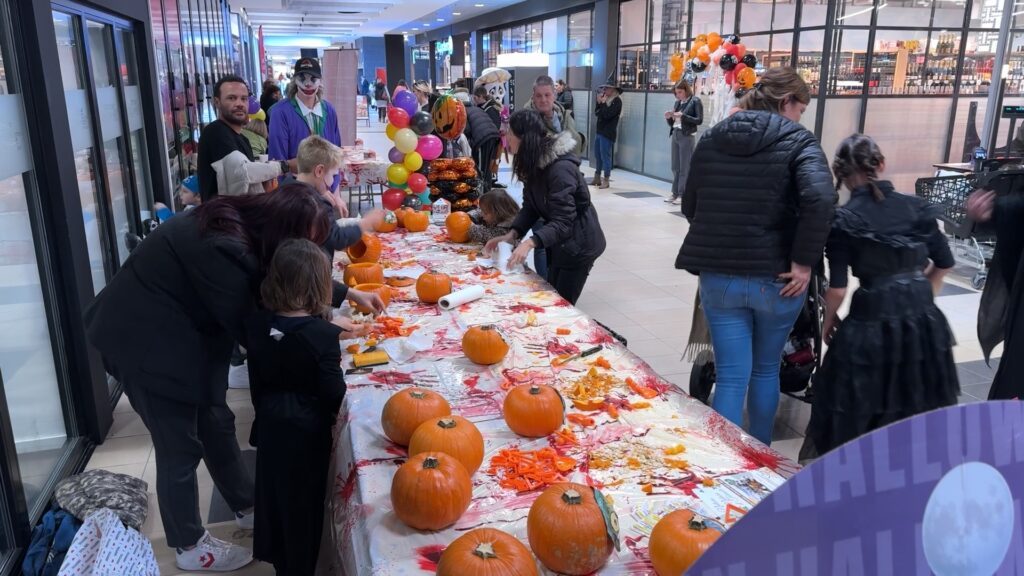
[511,132,606,266]
[676,110,836,276]
[464,104,500,149]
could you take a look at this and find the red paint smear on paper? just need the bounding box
[624,535,650,561]
[463,374,480,389]
[366,371,416,385]
[673,479,700,497]
[414,544,446,571]
[546,339,580,357]
[338,467,358,502]
[507,303,545,314]
[501,369,551,387]
[384,444,407,457]
[641,374,672,395]
[738,443,783,471]
[586,323,616,345]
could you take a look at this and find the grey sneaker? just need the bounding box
[176,531,253,572]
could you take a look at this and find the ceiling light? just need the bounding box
[453,12,461,15]
[424,23,431,26]
[475,3,484,6]
[412,27,418,30]
[437,18,444,21]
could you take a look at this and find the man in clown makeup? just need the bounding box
[268,57,342,185]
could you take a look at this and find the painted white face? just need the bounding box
[485,81,507,106]
[297,72,321,96]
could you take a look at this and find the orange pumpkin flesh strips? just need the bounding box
[416,270,453,303]
[435,528,540,576]
[649,509,722,575]
[462,325,510,365]
[380,388,452,446]
[408,415,485,474]
[503,384,565,438]
[527,482,618,575]
[390,452,472,531]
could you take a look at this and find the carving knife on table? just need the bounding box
[552,345,603,367]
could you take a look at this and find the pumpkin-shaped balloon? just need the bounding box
[381,388,452,446]
[391,452,472,530]
[446,211,472,243]
[462,325,509,365]
[344,262,384,287]
[503,384,565,437]
[376,210,398,233]
[432,94,468,140]
[707,32,723,51]
[404,210,430,232]
[352,283,391,314]
[527,483,618,575]
[736,67,757,90]
[649,510,722,575]
[408,415,485,474]
[346,233,382,264]
[416,270,453,303]
[436,527,539,576]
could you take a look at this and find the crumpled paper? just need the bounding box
[378,331,433,364]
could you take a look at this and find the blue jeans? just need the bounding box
[593,134,614,177]
[699,273,804,445]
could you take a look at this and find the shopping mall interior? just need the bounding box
[0,0,1021,574]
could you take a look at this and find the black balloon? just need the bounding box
[402,195,423,209]
[741,54,758,68]
[719,54,738,72]
[726,34,741,45]
[689,57,707,73]
[410,110,435,136]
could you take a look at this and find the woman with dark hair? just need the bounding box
[665,78,702,205]
[484,109,606,304]
[259,82,282,131]
[83,184,377,572]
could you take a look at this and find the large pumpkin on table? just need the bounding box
[390,452,472,530]
[435,528,539,576]
[395,207,413,228]
[527,483,618,575]
[503,384,564,438]
[380,388,452,446]
[432,95,467,140]
[648,509,722,575]
[462,325,509,365]
[446,211,473,243]
[416,270,453,303]
[352,283,391,314]
[404,210,430,232]
[346,233,381,263]
[343,262,384,287]
[408,415,485,474]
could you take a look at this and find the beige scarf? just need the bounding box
[683,292,714,363]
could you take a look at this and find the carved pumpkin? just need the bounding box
[503,385,565,438]
[446,212,473,243]
[408,415,485,474]
[432,94,468,140]
[344,262,384,287]
[390,452,472,530]
[416,270,453,303]
[527,483,618,575]
[381,388,452,446]
[649,510,722,575]
[404,210,430,232]
[386,275,416,288]
[376,210,398,233]
[462,325,509,365]
[435,528,539,576]
[346,233,382,264]
[352,283,391,314]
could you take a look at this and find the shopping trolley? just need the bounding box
[915,174,995,289]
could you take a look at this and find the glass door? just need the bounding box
[115,29,154,223]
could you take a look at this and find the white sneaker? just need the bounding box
[176,531,253,572]
[663,197,675,203]
[227,362,249,389]
[235,509,254,530]
[671,197,682,205]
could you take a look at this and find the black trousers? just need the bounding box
[473,138,500,187]
[547,259,595,305]
[123,381,254,548]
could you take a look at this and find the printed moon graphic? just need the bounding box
[922,462,1014,576]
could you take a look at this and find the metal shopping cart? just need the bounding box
[915,174,995,289]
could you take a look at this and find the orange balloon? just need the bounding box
[688,46,698,59]
[696,34,708,44]
[735,43,747,60]
[707,32,723,51]
[737,67,757,89]
[694,40,707,51]
[697,45,711,64]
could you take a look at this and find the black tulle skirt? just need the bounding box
[800,276,959,460]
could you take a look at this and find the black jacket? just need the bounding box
[676,110,836,276]
[84,211,260,405]
[480,98,502,129]
[464,104,500,149]
[668,96,703,136]
[595,96,623,141]
[557,90,574,115]
[510,132,606,266]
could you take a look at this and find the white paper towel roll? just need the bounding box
[438,285,486,310]
[496,241,524,274]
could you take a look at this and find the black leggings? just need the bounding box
[547,260,595,305]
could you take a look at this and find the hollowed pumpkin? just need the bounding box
[462,325,509,366]
[503,384,565,438]
[416,271,453,304]
[376,210,398,233]
[527,483,618,575]
[408,415,484,474]
[446,212,473,243]
[391,452,472,531]
[381,388,452,446]
[346,233,382,264]
[344,262,384,287]
[404,210,430,232]
[435,528,539,576]
[352,283,391,314]
[649,510,722,575]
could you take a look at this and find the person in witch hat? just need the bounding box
[592,76,623,189]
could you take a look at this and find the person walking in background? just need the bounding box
[800,134,958,461]
[666,78,703,205]
[455,92,501,189]
[473,86,505,188]
[269,58,342,181]
[675,67,836,445]
[259,81,282,132]
[592,80,623,189]
[412,80,438,113]
[555,79,574,117]
[373,78,390,123]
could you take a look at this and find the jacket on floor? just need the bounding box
[510,131,606,267]
[676,109,836,277]
[595,95,623,141]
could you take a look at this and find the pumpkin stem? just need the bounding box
[561,489,583,505]
[689,514,709,531]
[437,418,457,429]
[472,542,498,560]
[422,456,440,469]
[409,390,426,399]
[529,385,542,395]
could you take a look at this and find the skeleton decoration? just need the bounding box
[474,67,511,108]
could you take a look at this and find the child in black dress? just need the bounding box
[800,134,960,461]
[245,239,351,575]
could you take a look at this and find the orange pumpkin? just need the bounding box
[527,483,618,575]
[346,233,382,264]
[352,283,391,314]
[404,210,430,232]
[391,452,472,530]
[416,270,453,303]
[381,388,452,446]
[408,415,485,474]
[462,325,509,365]
[435,528,539,576]
[503,385,564,438]
[432,94,468,140]
[649,510,722,575]
[376,210,398,233]
[446,212,473,243]
[344,262,384,287]
[395,207,412,228]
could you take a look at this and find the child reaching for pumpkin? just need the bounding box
[468,189,520,244]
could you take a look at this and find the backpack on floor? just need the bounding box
[22,505,82,576]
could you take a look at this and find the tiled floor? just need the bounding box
[85,121,1001,573]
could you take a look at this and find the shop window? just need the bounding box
[825,27,870,95]
[876,1,934,28]
[957,31,997,97]
[970,0,1004,29]
[692,0,737,35]
[925,30,962,95]
[650,0,688,44]
[833,0,874,27]
[1004,32,1024,97]
[525,23,542,53]
[740,0,776,35]
[869,30,929,95]
[767,32,794,68]
[649,42,686,90]
[618,45,648,90]
[796,29,825,95]
[619,0,647,45]
[800,0,828,27]
[543,17,566,53]
[772,0,797,31]
[570,10,592,51]
[864,97,951,191]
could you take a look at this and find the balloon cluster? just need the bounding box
[670,32,758,90]
[382,89,444,210]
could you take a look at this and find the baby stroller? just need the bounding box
[687,270,828,405]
